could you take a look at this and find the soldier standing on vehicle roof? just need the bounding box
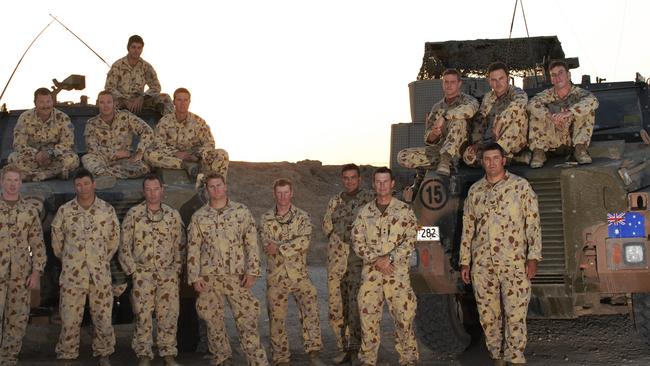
[0,165,46,366]
[351,167,419,366]
[527,60,599,168]
[460,143,542,366]
[145,88,229,181]
[51,168,120,366]
[83,90,153,179]
[119,174,185,366]
[322,163,374,364]
[186,172,268,366]
[464,62,530,166]
[105,35,174,115]
[9,88,80,182]
[259,178,326,366]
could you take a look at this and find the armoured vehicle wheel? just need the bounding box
[633,293,650,344]
[415,293,471,353]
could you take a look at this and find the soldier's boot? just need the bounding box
[509,150,532,165]
[493,359,507,366]
[163,356,182,366]
[98,356,111,366]
[530,148,546,168]
[137,357,151,366]
[574,143,592,164]
[436,153,452,176]
[181,161,200,179]
[332,350,351,364]
[403,168,426,203]
[94,175,117,190]
[308,351,327,366]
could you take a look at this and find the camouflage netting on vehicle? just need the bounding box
[417,36,566,80]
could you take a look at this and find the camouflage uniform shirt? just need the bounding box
[527,84,599,121]
[13,108,75,157]
[324,189,376,245]
[0,198,46,279]
[153,112,216,156]
[470,85,528,144]
[85,110,154,161]
[425,93,478,149]
[105,56,162,101]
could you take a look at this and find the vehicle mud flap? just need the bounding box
[177,296,199,352]
[415,293,471,353]
[632,293,650,344]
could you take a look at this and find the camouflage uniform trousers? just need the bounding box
[472,263,531,364]
[462,124,528,166]
[117,94,174,115]
[130,270,179,359]
[357,269,418,365]
[8,150,79,181]
[82,153,150,179]
[146,148,229,178]
[528,113,595,152]
[267,271,322,364]
[396,119,468,169]
[326,236,349,352]
[341,257,363,352]
[55,283,115,359]
[195,274,268,366]
[0,277,31,365]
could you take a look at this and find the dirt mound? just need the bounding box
[227,160,378,265]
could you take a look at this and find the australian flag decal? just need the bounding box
[608,212,646,238]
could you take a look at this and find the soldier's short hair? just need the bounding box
[173,87,191,100]
[97,90,113,100]
[373,166,394,180]
[273,178,293,191]
[0,164,23,181]
[487,62,509,76]
[341,163,360,175]
[548,60,569,73]
[479,142,506,158]
[142,173,164,189]
[127,35,144,49]
[203,172,226,186]
[33,87,52,103]
[73,168,94,182]
[442,68,461,81]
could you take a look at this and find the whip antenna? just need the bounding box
[49,13,111,68]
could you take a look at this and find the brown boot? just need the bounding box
[530,148,546,168]
[574,143,592,164]
[137,356,151,366]
[308,351,327,366]
[163,356,182,366]
[332,350,351,364]
[436,153,452,176]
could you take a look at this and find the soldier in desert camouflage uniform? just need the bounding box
[187,172,267,366]
[260,178,325,366]
[397,69,479,176]
[464,62,529,166]
[460,143,542,366]
[105,35,173,115]
[145,88,229,179]
[351,167,418,366]
[322,164,374,364]
[9,88,79,182]
[119,174,185,366]
[0,165,46,366]
[83,90,153,179]
[527,60,599,168]
[51,169,120,366]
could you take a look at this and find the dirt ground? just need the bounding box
[12,161,650,365]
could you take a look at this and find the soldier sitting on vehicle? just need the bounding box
[105,35,174,115]
[9,87,80,181]
[464,62,529,166]
[527,60,599,168]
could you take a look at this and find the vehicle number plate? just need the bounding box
[417,226,440,241]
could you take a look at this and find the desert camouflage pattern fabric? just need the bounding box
[260,205,322,364]
[464,86,529,165]
[352,198,419,365]
[83,109,153,179]
[187,201,267,365]
[323,188,374,352]
[119,202,185,359]
[460,171,542,363]
[9,108,79,181]
[51,197,120,359]
[145,112,229,178]
[527,84,599,151]
[397,93,479,168]
[0,198,45,364]
[104,56,173,114]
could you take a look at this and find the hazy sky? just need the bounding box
[1,0,648,165]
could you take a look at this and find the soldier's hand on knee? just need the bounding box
[241,274,256,289]
[525,260,538,279]
[26,271,41,290]
[460,265,471,284]
[193,279,206,293]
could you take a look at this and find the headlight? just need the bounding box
[624,243,645,264]
[409,250,419,268]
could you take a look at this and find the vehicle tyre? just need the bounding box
[632,292,650,344]
[177,296,199,352]
[415,293,471,353]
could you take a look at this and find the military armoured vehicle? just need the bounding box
[0,77,203,351]
[393,37,650,352]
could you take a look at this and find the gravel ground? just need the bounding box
[14,266,650,365]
